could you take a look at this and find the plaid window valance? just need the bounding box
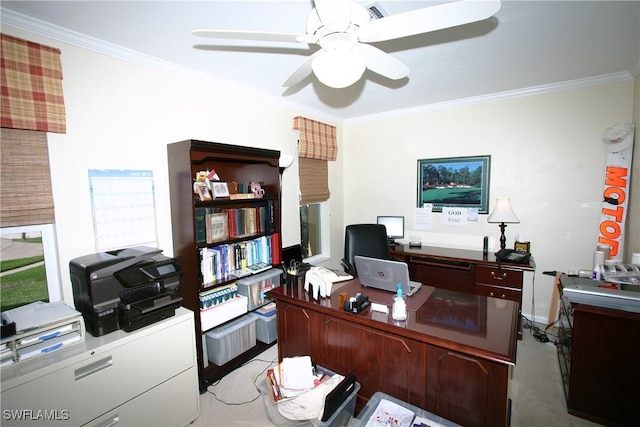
[1,33,66,133]
[293,116,337,161]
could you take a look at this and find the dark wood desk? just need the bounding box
[557,276,640,426]
[391,244,535,339]
[269,279,518,427]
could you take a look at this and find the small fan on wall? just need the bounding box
[193,0,502,89]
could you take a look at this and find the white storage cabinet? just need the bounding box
[1,307,199,427]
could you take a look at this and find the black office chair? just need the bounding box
[341,224,392,277]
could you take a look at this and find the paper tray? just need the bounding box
[17,332,81,361]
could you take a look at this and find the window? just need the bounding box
[300,203,320,258]
[292,116,336,263]
[300,202,330,262]
[298,158,331,262]
[0,224,61,311]
[0,35,66,312]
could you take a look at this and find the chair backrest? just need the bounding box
[342,224,391,276]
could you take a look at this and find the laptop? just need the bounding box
[354,255,422,296]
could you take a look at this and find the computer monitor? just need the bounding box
[376,216,404,245]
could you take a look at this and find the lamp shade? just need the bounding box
[279,154,294,169]
[487,198,520,223]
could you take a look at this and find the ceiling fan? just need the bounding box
[193,0,502,89]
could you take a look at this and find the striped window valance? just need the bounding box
[293,116,337,161]
[1,33,66,134]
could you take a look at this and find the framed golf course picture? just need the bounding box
[417,155,491,213]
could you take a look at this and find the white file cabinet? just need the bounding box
[1,307,199,427]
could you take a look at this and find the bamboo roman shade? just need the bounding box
[1,33,67,134]
[298,157,329,205]
[0,128,55,227]
[293,116,336,204]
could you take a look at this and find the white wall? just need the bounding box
[3,26,343,305]
[342,80,636,324]
[626,75,640,259]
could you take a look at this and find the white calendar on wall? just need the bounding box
[89,169,159,251]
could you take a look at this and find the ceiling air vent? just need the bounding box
[365,2,389,20]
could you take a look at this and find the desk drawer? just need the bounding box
[476,266,523,288]
[1,319,194,426]
[475,284,521,301]
[411,257,475,294]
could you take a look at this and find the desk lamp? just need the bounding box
[487,198,520,250]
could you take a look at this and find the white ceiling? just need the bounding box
[1,1,639,121]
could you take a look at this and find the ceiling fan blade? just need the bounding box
[193,29,310,44]
[358,44,409,80]
[359,0,502,43]
[282,51,321,87]
[314,0,351,32]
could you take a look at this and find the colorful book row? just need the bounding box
[195,201,275,245]
[200,233,281,287]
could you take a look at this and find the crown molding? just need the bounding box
[2,7,634,126]
[0,8,341,124]
[345,71,634,124]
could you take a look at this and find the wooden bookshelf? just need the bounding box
[167,140,281,391]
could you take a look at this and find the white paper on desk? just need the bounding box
[279,356,315,390]
[414,206,432,230]
[304,268,338,299]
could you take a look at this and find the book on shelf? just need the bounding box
[206,211,229,243]
[247,262,271,274]
[255,302,276,317]
[229,193,256,200]
[195,207,208,244]
[199,283,238,310]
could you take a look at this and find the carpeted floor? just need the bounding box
[192,324,600,426]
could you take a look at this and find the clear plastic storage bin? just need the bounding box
[258,365,360,427]
[237,268,282,310]
[249,311,277,344]
[348,391,461,427]
[205,314,256,366]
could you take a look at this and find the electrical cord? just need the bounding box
[204,355,278,405]
[524,265,561,344]
[522,314,551,343]
[525,265,550,342]
[522,314,559,343]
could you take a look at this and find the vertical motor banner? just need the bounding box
[599,124,635,261]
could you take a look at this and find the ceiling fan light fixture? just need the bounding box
[312,48,366,88]
[194,0,504,89]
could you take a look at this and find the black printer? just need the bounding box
[70,246,183,337]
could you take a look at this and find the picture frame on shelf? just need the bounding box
[206,211,229,243]
[212,182,230,199]
[195,183,212,201]
[417,155,491,213]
